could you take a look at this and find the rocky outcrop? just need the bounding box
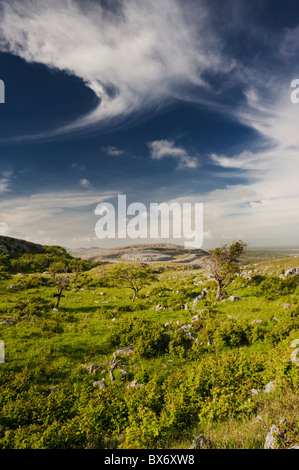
[121,252,172,262]
[279,267,299,279]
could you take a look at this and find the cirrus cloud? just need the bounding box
[0,0,228,137]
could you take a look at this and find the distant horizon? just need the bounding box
[2,233,299,253]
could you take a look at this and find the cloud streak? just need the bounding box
[0,0,227,137]
[0,188,117,245]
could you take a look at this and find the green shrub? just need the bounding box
[12,296,52,320]
[109,316,169,358]
[258,276,299,299]
[120,407,162,449]
[213,319,252,348]
[168,328,193,357]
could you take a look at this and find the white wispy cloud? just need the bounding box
[80,178,91,188]
[148,139,198,169]
[205,77,299,245]
[0,169,13,193]
[0,177,10,193]
[0,0,227,136]
[0,189,117,246]
[103,146,125,156]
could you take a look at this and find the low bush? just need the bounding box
[258,276,299,299]
[213,319,252,348]
[109,316,169,358]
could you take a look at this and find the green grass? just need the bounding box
[0,257,299,449]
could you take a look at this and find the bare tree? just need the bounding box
[49,261,70,309]
[111,263,158,302]
[205,240,247,300]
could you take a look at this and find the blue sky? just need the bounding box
[1,0,299,249]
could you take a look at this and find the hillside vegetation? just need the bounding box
[0,241,298,449]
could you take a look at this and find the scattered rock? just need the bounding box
[53,308,59,312]
[284,303,292,309]
[189,434,207,449]
[282,268,299,278]
[290,338,299,364]
[86,364,100,374]
[251,319,263,324]
[193,290,207,306]
[250,388,261,396]
[291,339,299,348]
[254,415,263,423]
[181,323,193,330]
[185,331,196,339]
[127,380,144,389]
[264,425,280,449]
[192,315,200,322]
[93,379,107,389]
[113,345,134,360]
[155,304,164,311]
[264,380,277,393]
[2,319,13,325]
[228,296,240,302]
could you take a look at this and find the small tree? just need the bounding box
[68,259,84,285]
[206,240,246,300]
[111,263,158,301]
[49,261,70,309]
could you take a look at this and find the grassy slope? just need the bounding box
[0,254,299,449]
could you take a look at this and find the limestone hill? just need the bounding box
[68,243,208,264]
[0,235,45,255]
